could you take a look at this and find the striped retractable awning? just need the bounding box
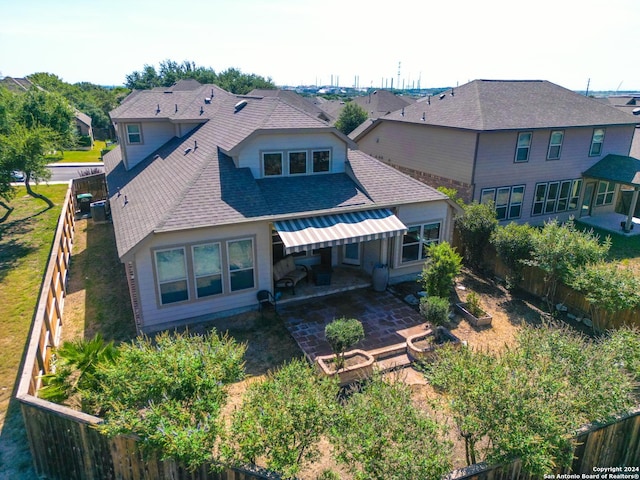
[274,209,407,254]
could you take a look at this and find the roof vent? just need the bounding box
[439,93,445,100]
[175,104,178,113]
[421,112,426,121]
[450,88,455,96]
[200,106,204,115]
[401,107,405,116]
[156,104,160,113]
[234,99,248,112]
[204,97,211,104]
[633,107,640,116]
[184,147,192,155]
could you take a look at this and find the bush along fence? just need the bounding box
[14,187,640,479]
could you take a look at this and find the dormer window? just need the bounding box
[126,124,142,144]
[289,151,307,174]
[263,152,283,176]
[312,150,330,172]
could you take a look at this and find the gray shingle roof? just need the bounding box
[375,80,638,132]
[106,82,447,259]
[248,89,333,122]
[583,154,640,186]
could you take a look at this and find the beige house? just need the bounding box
[353,79,639,228]
[104,80,460,333]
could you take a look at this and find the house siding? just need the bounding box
[357,122,477,184]
[237,132,347,178]
[120,121,176,170]
[474,125,635,224]
[132,221,272,332]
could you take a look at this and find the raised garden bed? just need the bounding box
[456,302,493,327]
[315,349,375,386]
[407,326,462,362]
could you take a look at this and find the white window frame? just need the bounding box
[480,185,525,220]
[154,247,189,305]
[263,151,284,177]
[595,180,615,206]
[515,132,532,163]
[532,179,582,216]
[547,130,564,160]
[400,222,441,265]
[192,243,223,299]
[288,150,308,175]
[227,238,255,292]
[126,123,142,144]
[589,128,605,156]
[312,149,331,173]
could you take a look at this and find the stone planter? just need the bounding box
[406,326,462,362]
[455,302,493,327]
[315,349,375,386]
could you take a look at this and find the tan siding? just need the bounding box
[357,122,476,184]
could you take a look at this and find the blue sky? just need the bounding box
[1,0,638,91]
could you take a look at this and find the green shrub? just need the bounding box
[490,222,536,289]
[419,295,450,326]
[455,201,498,269]
[464,291,485,317]
[325,317,365,370]
[77,134,92,147]
[420,241,462,298]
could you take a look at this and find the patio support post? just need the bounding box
[625,187,639,232]
[380,237,389,265]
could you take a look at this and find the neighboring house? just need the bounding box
[104,80,459,333]
[321,89,415,126]
[353,79,640,226]
[0,76,95,145]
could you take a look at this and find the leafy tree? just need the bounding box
[329,374,451,480]
[215,67,275,94]
[490,222,536,289]
[419,295,450,326]
[227,359,338,478]
[420,241,462,298]
[569,262,640,327]
[454,201,498,269]
[334,101,368,135]
[437,186,466,207]
[324,317,365,369]
[91,330,245,471]
[526,218,610,309]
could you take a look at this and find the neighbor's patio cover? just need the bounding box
[274,209,407,254]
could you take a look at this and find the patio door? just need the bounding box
[342,242,361,266]
[580,181,596,217]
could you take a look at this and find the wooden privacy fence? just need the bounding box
[14,189,640,479]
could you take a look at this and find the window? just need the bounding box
[515,132,532,162]
[532,179,582,216]
[289,151,307,174]
[192,243,222,298]
[595,181,615,206]
[126,124,142,144]
[263,152,283,176]
[227,239,255,291]
[155,248,188,304]
[480,185,525,220]
[401,223,440,264]
[547,130,564,160]
[312,150,331,172]
[589,128,605,156]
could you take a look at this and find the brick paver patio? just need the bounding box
[280,287,428,361]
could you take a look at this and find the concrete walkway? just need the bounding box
[280,287,428,361]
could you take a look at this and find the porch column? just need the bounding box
[625,187,639,232]
[380,237,389,265]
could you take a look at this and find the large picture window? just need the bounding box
[227,239,255,291]
[547,130,564,160]
[515,132,532,162]
[263,152,283,176]
[595,180,615,206]
[401,222,441,264]
[155,248,188,304]
[126,124,142,144]
[589,128,605,156]
[192,243,222,298]
[532,179,582,216]
[480,185,524,220]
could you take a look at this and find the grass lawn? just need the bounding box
[576,221,640,272]
[0,184,68,478]
[46,140,112,163]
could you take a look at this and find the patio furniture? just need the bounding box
[273,255,308,295]
[257,290,277,319]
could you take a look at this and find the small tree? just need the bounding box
[526,218,610,309]
[325,317,365,370]
[454,201,498,269]
[334,101,368,135]
[420,241,462,298]
[228,359,338,478]
[490,222,536,289]
[329,374,452,480]
[569,262,640,328]
[419,295,450,326]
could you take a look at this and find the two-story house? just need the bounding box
[104,80,459,333]
[352,79,639,229]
